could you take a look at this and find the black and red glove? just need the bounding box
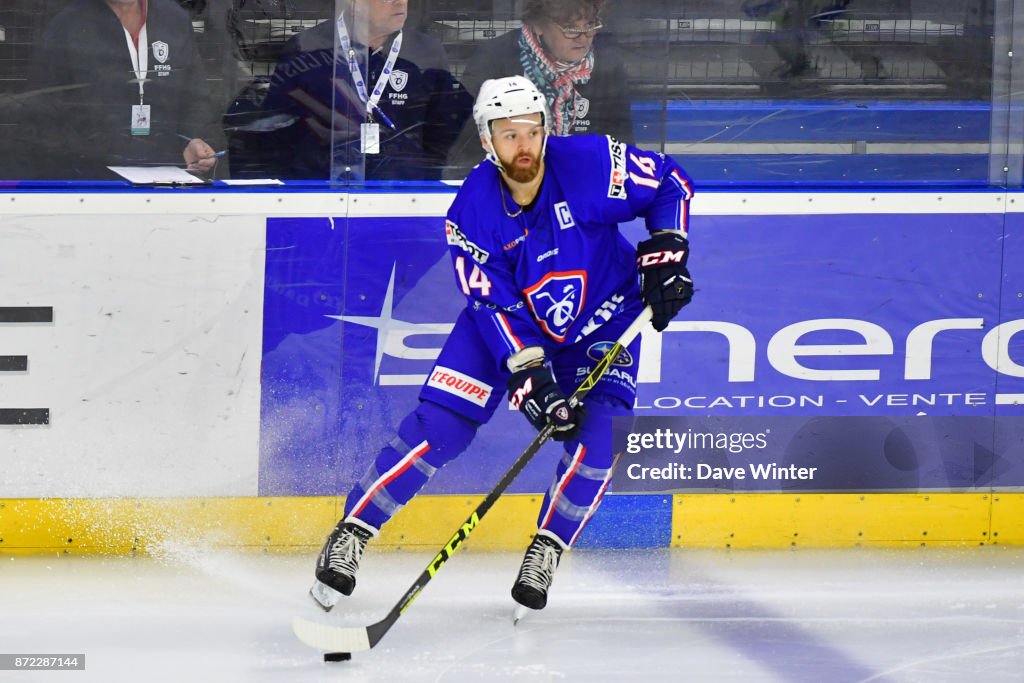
[507,364,584,441]
[636,231,694,332]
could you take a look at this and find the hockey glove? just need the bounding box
[637,231,694,332]
[507,364,583,442]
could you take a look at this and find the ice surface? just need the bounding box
[3,544,1023,682]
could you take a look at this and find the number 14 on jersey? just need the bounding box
[454,256,493,296]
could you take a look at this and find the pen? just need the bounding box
[372,104,397,130]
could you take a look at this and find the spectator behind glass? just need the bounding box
[23,0,220,180]
[447,0,632,175]
[228,0,472,182]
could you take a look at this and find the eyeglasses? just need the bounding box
[556,21,603,38]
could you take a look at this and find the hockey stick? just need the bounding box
[293,305,654,655]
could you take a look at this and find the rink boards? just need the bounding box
[1,492,1022,553]
[1,189,1023,552]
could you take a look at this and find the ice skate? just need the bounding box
[310,521,372,611]
[511,532,565,611]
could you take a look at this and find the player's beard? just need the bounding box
[502,152,541,183]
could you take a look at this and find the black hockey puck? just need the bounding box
[324,652,352,662]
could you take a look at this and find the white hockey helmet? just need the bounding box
[473,76,551,168]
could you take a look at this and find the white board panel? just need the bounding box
[0,214,265,497]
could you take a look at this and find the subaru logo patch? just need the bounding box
[587,341,634,367]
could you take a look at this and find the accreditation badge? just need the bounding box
[131,104,151,136]
[360,122,380,154]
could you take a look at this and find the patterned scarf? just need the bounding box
[517,26,594,136]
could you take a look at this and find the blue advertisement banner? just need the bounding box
[640,211,1014,416]
[260,206,1024,496]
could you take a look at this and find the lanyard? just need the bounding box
[336,13,401,127]
[122,24,149,104]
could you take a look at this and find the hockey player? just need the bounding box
[311,76,694,612]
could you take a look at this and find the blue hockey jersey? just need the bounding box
[445,134,694,370]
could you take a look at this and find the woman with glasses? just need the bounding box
[448,0,632,174]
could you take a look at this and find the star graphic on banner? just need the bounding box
[324,265,451,382]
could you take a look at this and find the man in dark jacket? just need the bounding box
[24,0,219,180]
[231,0,472,182]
